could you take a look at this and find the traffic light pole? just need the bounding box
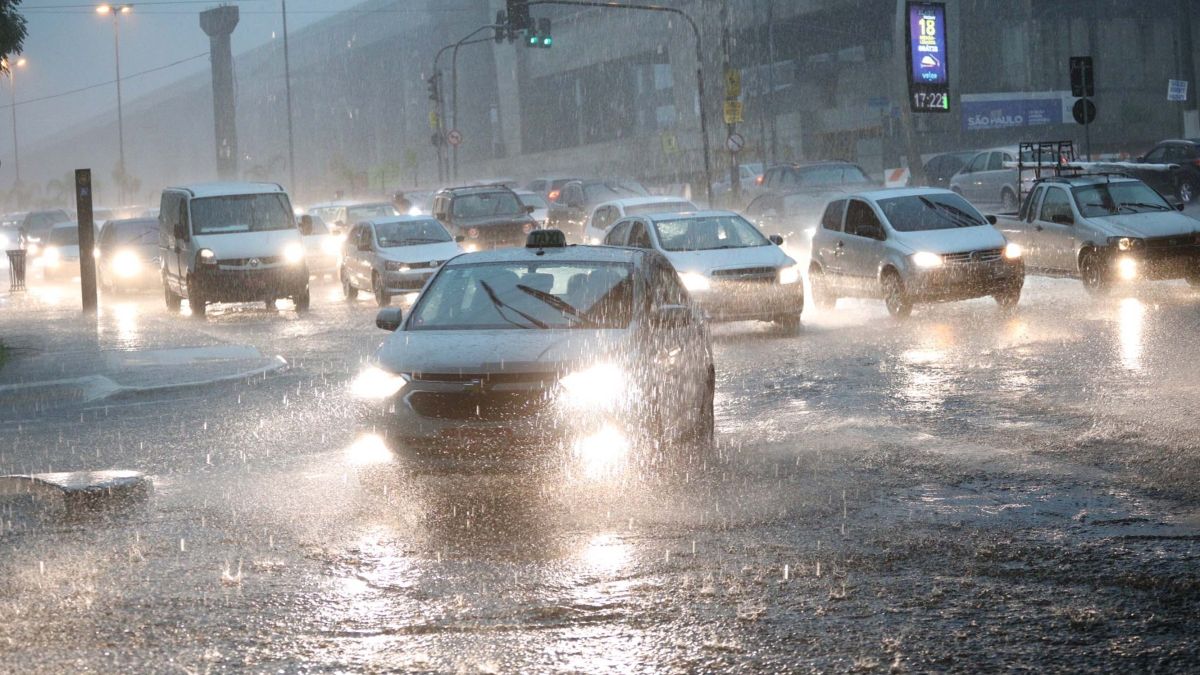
[526,1,715,207]
[434,29,499,184]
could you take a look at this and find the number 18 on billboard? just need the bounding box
[907,2,950,113]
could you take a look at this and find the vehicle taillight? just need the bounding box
[547,190,560,202]
[755,175,764,185]
[1192,158,1200,169]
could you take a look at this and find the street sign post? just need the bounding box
[447,129,463,147]
[1070,56,1095,159]
[726,132,745,153]
[75,169,97,314]
[723,101,743,124]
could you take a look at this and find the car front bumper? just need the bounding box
[382,268,437,293]
[1115,243,1200,281]
[691,280,804,322]
[194,263,309,301]
[907,259,1024,302]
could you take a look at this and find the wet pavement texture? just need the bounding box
[2,274,1200,672]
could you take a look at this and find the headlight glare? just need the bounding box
[350,366,408,400]
[283,242,305,265]
[1114,237,1143,252]
[560,362,626,410]
[679,271,711,292]
[1117,256,1138,280]
[778,264,802,285]
[912,251,944,268]
[42,246,60,266]
[113,249,142,277]
[1004,242,1023,259]
[198,248,216,263]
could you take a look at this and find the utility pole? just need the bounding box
[720,0,741,204]
[282,0,296,193]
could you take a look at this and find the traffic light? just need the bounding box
[506,0,531,31]
[426,74,440,102]
[494,10,506,43]
[524,18,552,48]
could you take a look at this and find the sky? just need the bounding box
[10,0,350,146]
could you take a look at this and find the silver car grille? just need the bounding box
[942,248,1002,265]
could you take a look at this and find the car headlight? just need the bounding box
[350,366,408,400]
[42,246,60,266]
[560,362,627,410]
[385,261,410,272]
[26,242,40,256]
[911,251,944,268]
[112,249,142,277]
[463,243,479,253]
[198,248,216,264]
[778,264,802,285]
[1111,237,1143,252]
[283,242,305,265]
[679,271,711,292]
[1117,256,1138,280]
[1004,242,1023,260]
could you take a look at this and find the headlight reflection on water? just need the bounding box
[573,424,630,479]
[344,434,394,466]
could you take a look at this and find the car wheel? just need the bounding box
[993,283,1022,313]
[1079,251,1111,296]
[341,267,358,300]
[1178,178,1196,204]
[810,265,837,310]
[373,273,390,307]
[294,287,311,312]
[1001,189,1018,212]
[164,282,181,312]
[882,271,913,319]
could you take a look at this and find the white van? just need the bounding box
[159,182,310,316]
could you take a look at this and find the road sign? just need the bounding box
[723,100,743,124]
[724,69,741,99]
[660,132,679,155]
[1070,56,1094,97]
[726,132,745,153]
[1072,98,1097,125]
[447,129,463,147]
[1169,79,1189,102]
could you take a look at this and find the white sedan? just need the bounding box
[582,196,696,244]
[603,210,804,331]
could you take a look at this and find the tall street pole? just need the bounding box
[281,0,296,193]
[7,58,23,188]
[113,11,127,205]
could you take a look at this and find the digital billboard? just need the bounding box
[907,2,950,113]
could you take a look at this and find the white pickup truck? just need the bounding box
[995,175,1200,294]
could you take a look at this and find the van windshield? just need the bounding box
[191,194,294,235]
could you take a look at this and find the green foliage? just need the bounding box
[0,1,27,72]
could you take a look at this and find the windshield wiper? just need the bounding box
[1119,202,1171,212]
[515,284,599,328]
[918,196,981,228]
[478,280,546,329]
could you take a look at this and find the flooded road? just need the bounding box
[2,276,1200,671]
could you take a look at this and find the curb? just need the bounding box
[0,470,152,517]
[0,355,287,410]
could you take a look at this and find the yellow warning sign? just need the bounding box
[723,100,744,124]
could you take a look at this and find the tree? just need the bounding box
[0,1,27,72]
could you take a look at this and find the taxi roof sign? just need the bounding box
[526,229,567,248]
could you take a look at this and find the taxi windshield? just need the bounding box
[409,261,634,330]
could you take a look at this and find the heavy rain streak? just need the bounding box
[4,0,1200,671]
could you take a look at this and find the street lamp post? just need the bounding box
[4,57,26,192]
[97,3,131,205]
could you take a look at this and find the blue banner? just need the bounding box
[962,97,1065,131]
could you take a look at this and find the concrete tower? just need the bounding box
[200,5,240,180]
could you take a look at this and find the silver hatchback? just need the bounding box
[340,216,464,307]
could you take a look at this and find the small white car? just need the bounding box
[809,188,1025,318]
[39,221,96,282]
[297,213,342,276]
[603,210,804,331]
[582,196,697,244]
[97,217,161,292]
[340,216,464,307]
[356,230,714,452]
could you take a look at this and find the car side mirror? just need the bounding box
[375,307,404,331]
[651,304,694,329]
[173,221,188,240]
[455,234,466,243]
[1051,214,1074,225]
[525,205,536,214]
[768,234,784,246]
[985,214,998,225]
[1174,201,1186,212]
[298,215,313,236]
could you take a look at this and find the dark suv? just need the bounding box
[1137,139,1200,203]
[430,185,539,250]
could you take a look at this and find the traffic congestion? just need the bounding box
[4,0,1200,672]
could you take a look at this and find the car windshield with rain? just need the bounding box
[654,214,771,251]
[374,219,452,247]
